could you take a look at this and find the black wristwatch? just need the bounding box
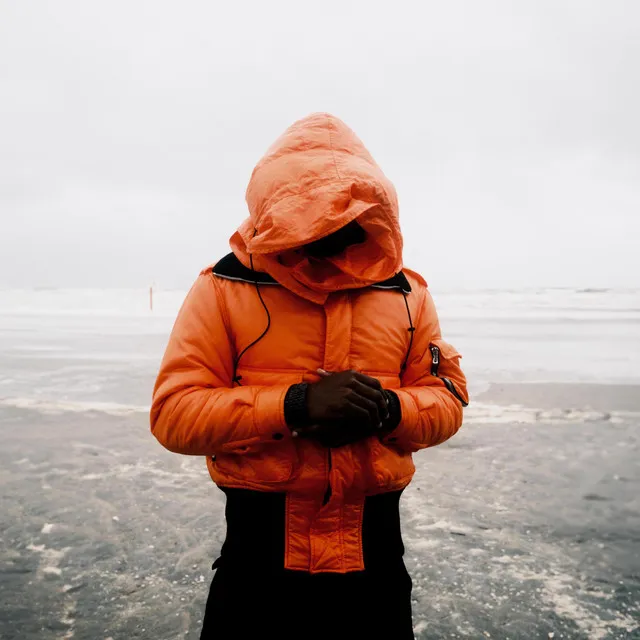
[284,382,310,427]
[380,389,402,436]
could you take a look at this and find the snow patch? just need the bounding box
[0,397,149,416]
[413,620,429,634]
[496,564,639,638]
[27,543,77,637]
[464,402,639,425]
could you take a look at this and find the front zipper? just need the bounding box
[430,344,469,407]
[322,448,333,505]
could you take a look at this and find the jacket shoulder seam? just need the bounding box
[207,271,233,339]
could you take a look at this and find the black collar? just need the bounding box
[212,253,411,294]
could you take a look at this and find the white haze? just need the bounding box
[0,0,639,290]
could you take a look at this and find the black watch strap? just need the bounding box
[284,383,310,427]
[381,389,402,434]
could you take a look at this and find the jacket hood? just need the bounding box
[230,113,403,303]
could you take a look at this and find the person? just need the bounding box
[150,113,468,640]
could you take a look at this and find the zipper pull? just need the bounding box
[430,345,440,376]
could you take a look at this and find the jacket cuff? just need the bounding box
[377,389,402,439]
[379,389,420,446]
[254,385,292,443]
[385,390,402,429]
[284,383,310,427]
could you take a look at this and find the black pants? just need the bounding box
[200,561,414,640]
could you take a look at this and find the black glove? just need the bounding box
[284,381,401,448]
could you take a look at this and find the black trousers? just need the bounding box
[201,488,414,639]
[200,560,415,640]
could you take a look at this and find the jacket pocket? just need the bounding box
[213,371,304,484]
[213,440,298,484]
[364,437,416,490]
[429,339,469,407]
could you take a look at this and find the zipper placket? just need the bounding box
[320,289,346,508]
[322,448,333,505]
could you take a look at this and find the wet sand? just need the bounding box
[0,385,639,639]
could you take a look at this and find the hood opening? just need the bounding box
[230,113,403,304]
[303,220,367,259]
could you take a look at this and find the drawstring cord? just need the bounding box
[232,231,272,386]
[400,291,415,374]
[231,233,414,383]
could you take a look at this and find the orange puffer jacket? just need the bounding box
[151,113,468,574]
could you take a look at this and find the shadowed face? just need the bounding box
[303,220,367,259]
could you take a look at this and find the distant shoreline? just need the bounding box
[475,382,640,413]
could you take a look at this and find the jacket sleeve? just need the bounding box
[150,272,292,456]
[380,287,468,453]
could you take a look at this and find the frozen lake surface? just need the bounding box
[0,287,639,639]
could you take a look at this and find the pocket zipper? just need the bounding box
[430,344,468,407]
[430,345,440,376]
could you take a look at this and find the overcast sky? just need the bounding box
[1,0,638,291]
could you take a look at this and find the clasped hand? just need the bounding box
[291,369,390,448]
